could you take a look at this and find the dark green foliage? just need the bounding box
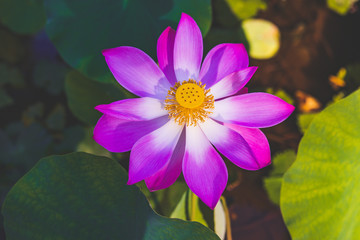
[2,152,220,240]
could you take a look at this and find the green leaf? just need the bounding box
[76,127,111,158]
[0,0,46,34]
[171,190,190,220]
[297,113,318,134]
[242,19,280,59]
[2,152,220,240]
[157,182,188,217]
[327,0,356,15]
[327,91,345,106]
[170,190,226,239]
[161,0,211,35]
[263,177,282,205]
[44,0,212,83]
[171,190,208,227]
[280,89,360,239]
[203,27,249,54]
[263,150,296,205]
[224,0,266,20]
[138,181,188,217]
[1,122,53,239]
[65,70,134,125]
[269,150,297,177]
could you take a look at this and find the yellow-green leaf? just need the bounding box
[281,89,360,239]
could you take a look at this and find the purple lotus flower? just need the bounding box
[93,13,294,209]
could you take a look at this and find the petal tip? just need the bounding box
[290,103,296,111]
[276,99,296,124]
[164,26,174,32]
[252,159,271,170]
[246,66,258,78]
[286,102,296,115]
[102,46,133,56]
[159,26,174,38]
[180,12,190,18]
[179,12,196,26]
[94,104,104,111]
[250,66,258,71]
[271,95,296,123]
[264,159,272,168]
[264,93,296,120]
[204,198,220,210]
[127,178,136,185]
[101,48,112,56]
[209,203,217,210]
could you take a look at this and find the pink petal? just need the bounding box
[102,46,171,99]
[93,115,168,152]
[95,97,167,121]
[182,125,228,209]
[200,119,266,170]
[174,13,203,82]
[199,43,249,88]
[212,93,295,128]
[210,67,257,100]
[157,27,177,85]
[145,129,185,191]
[128,121,184,185]
[225,123,271,168]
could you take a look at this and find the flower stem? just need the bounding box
[220,196,232,240]
[190,190,197,221]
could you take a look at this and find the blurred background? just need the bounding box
[1,0,360,239]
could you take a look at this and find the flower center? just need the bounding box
[175,83,204,108]
[165,79,214,126]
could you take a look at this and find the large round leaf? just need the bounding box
[44,0,212,83]
[280,89,360,239]
[2,152,219,240]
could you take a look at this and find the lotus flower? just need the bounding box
[94,13,294,209]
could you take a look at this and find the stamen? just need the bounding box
[165,79,214,126]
